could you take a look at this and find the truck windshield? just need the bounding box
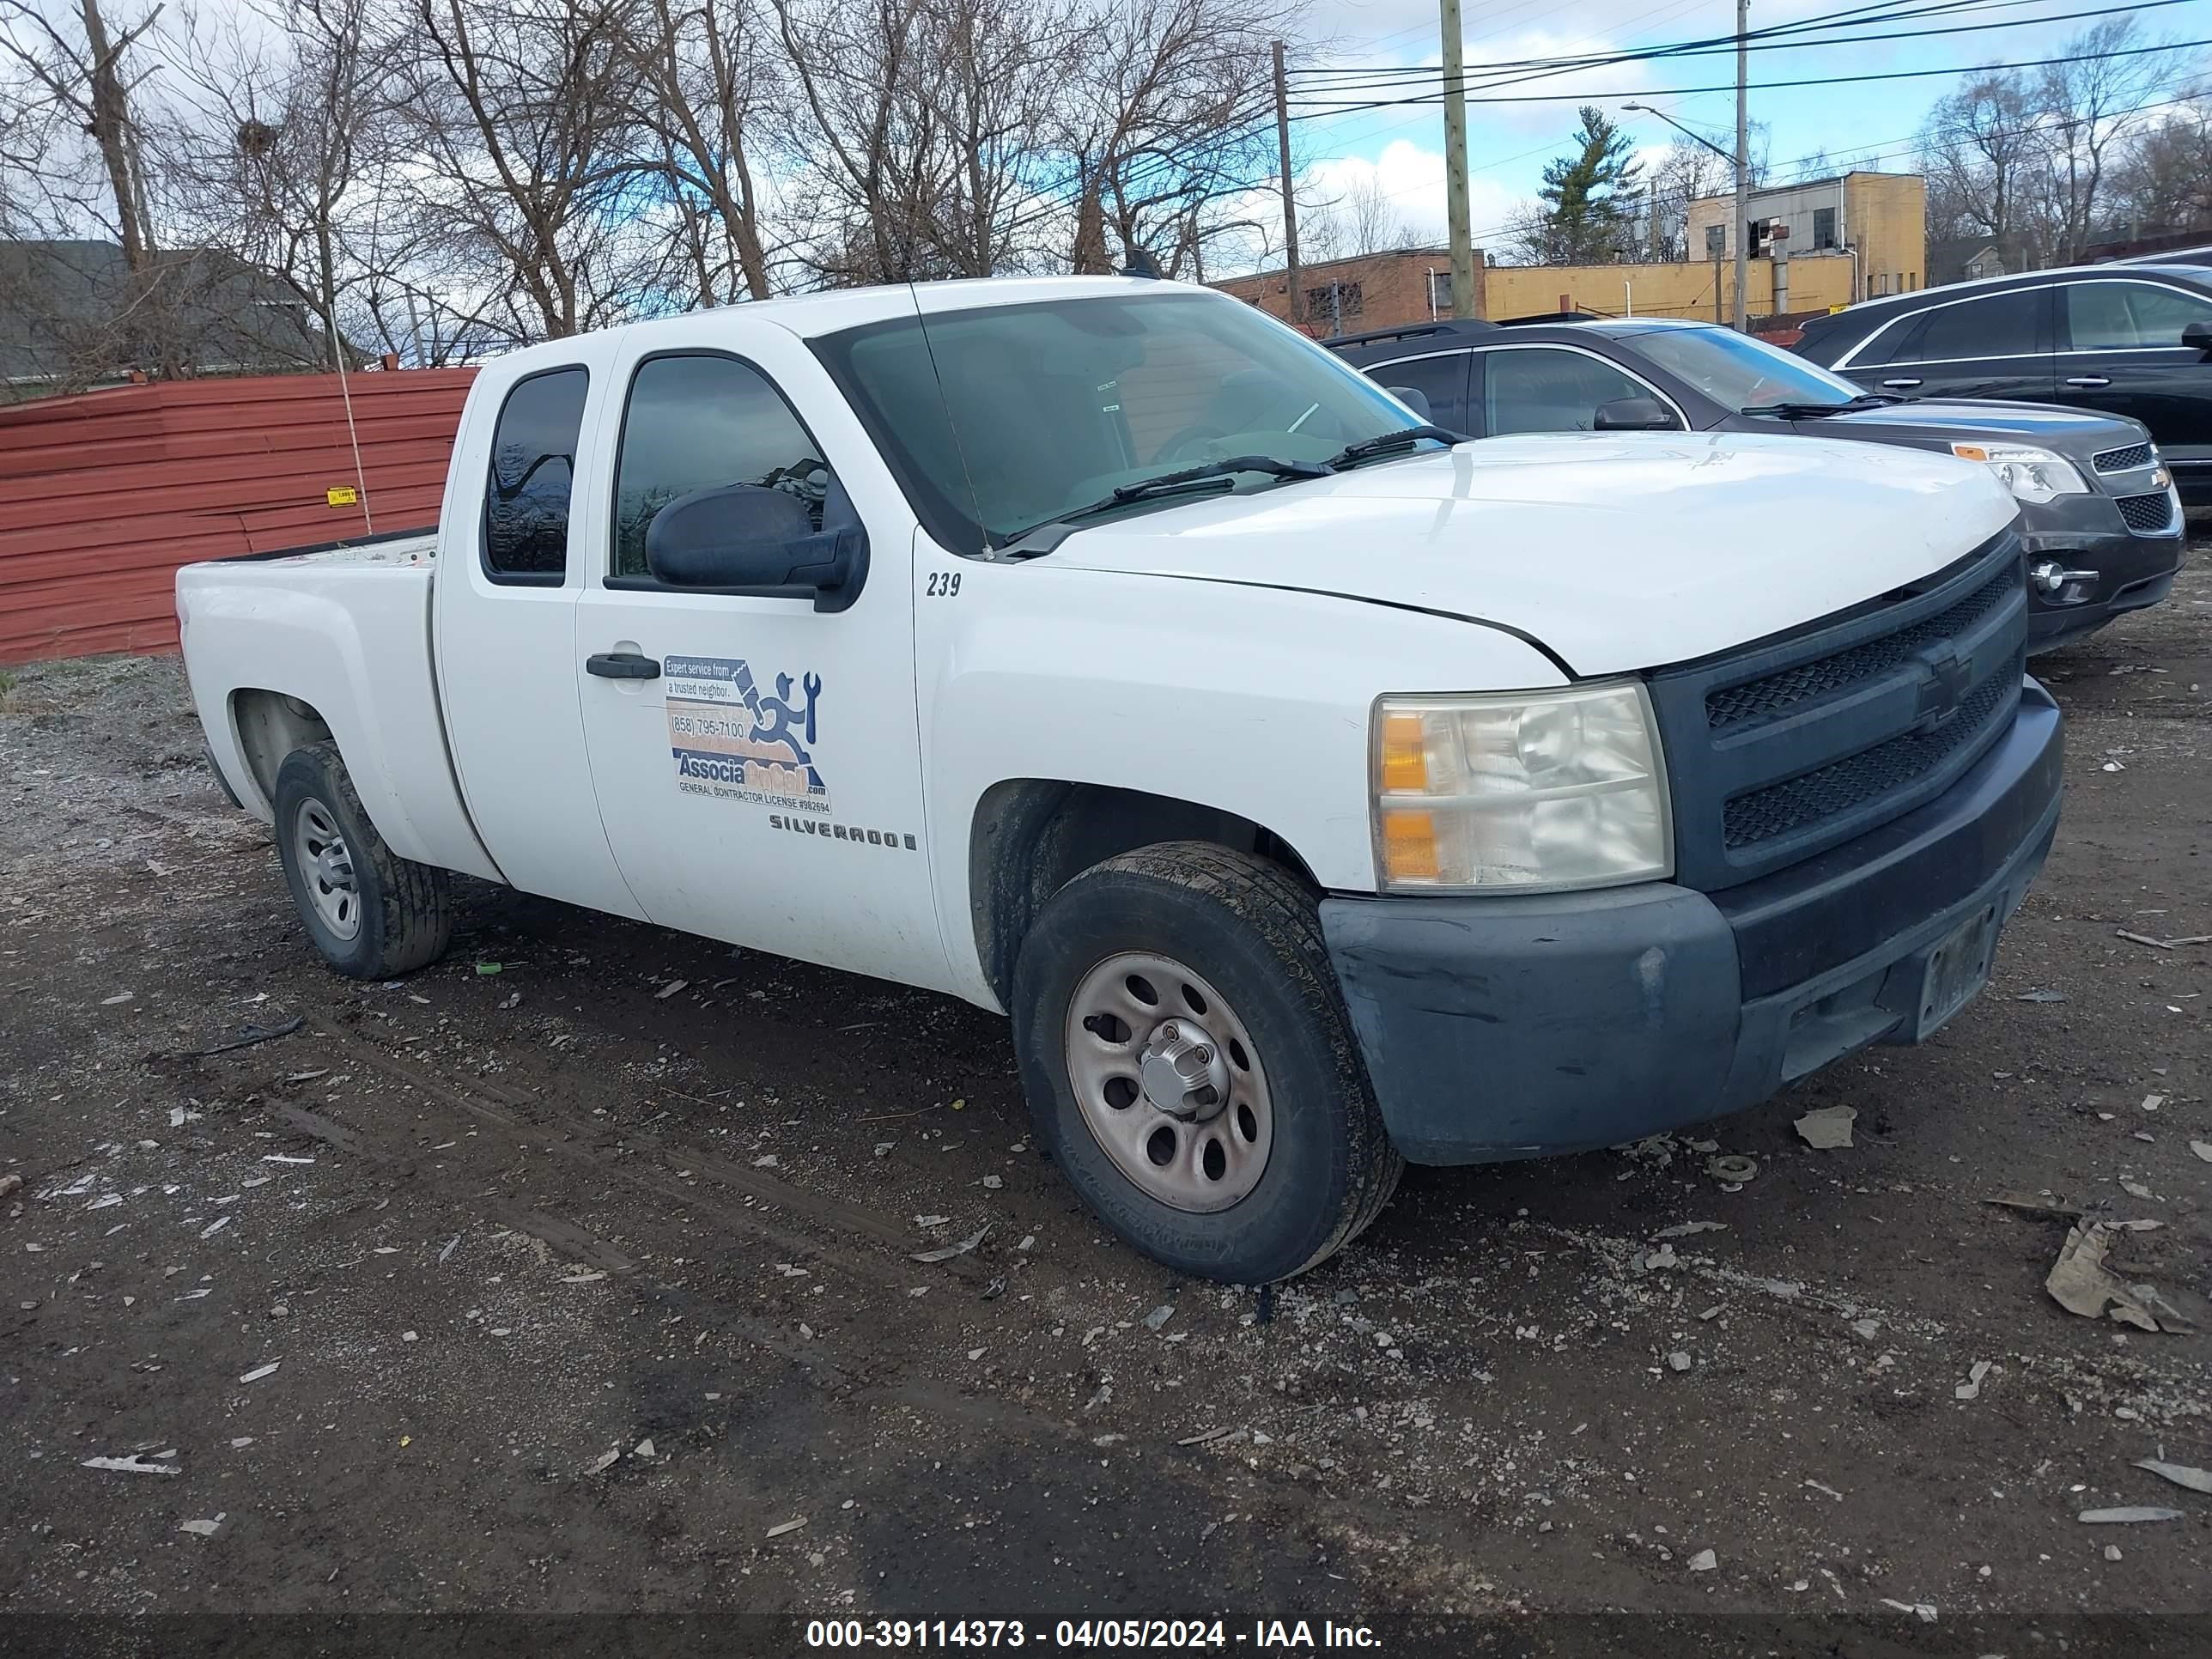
[813,292,1419,551]
[1625,325,1869,414]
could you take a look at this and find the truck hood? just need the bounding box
[1042,430,2020,677]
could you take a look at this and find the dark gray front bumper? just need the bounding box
[1320,680,2063,1165]
[2018,494,2185,653]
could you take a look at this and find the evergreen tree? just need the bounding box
[1534,106,1644,263]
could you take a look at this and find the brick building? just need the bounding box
[1211,246,1476,337]
[1211,243,1853,334]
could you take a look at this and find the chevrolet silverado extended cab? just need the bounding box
[179,276,2064,1283]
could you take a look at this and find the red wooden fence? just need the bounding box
[0,368,475,665]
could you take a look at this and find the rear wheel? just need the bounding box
[1012,842,1401,1282]
[272,743,452,980]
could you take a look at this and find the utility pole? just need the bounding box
[1733,0,1750,331]
[1439,0,1475,318]
[1272,41,1304,326]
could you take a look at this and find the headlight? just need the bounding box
[1371,683,1672,893]
[1949,441,2087,503]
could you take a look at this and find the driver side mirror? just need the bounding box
[1592,396,1680,432]
[645,481,869,612]
[1385,385,1433,422]
[2183,319,2212,354]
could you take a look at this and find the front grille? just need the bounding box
[1646,529,2027,892]
[2093,442,2153,473]
[1723,676,2009,848]
[2117,490,2174,532]
[1704,564,2014,732]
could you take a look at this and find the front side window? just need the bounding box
[2066,281,2212,349]
[1482,348,1656,436]
[483,367,589,581]
[611,354,830,580]
[1370,353,1470,432]
[1628,325,1863,412]
[814,292,1413,550]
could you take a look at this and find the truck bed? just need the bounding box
[175,536,501,882]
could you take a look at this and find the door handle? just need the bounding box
[1881,378,1922,389]
[2064,375,2112,388]
[586,652,661,680]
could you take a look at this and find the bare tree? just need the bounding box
[1054,0,1288,279]
[395,0,657,341]
[0,0,163,264]
[2108,92,2212,234]
[1643,135,1733,263]
[1919,72,2043,268]
[1303,171,1403,263]
[620,0,779,304]
[161,0,404,369]
[2033,18,2179,262]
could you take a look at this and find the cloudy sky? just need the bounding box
[1289,0,2207,251]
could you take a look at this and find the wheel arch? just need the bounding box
[966,778,1322,1010]
[227,688,335,814]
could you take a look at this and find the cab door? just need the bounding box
[573,334,955,994]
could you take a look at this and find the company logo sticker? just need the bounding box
[664,655,829,811]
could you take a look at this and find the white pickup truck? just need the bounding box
[179,275,2063,1282]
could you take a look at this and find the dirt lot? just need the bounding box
[4,553,2210,1656]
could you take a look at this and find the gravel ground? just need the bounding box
[3,550,2209,1656]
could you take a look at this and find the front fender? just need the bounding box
[915,556,1568,1006]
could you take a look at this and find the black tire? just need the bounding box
[272,742,453,980]
[1012,842,1403,1283]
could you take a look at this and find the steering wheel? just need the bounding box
[1156,425,1228,463]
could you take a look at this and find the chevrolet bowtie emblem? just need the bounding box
[1912,642,1972,731]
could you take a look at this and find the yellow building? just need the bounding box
[1685,172,1928,306]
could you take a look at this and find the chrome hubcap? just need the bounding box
[1064,951,1272,1213]
[293,796,361,941]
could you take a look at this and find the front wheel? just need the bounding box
[272,743,453,980]
[1012,842,1402,1282]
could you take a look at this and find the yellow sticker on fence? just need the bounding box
[326,485,358,507]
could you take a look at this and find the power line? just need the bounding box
[1287,33,2212,119]
[1287,0,2116,85]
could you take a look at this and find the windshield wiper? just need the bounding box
[1741,392,1911,418]
[998,455,1334,556]
[1327,424,1467,468]
[1106,453,1335,502]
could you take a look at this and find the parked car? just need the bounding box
[1333,315,2183,654]
[177,276,2062,1283]
[1790,262,2212,508]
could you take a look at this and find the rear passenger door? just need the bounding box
[1833,284,2054,404]
[434,338,647,920]
[2052,276,2212,473]
[1364,351,1472,432]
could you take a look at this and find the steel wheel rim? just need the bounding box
[1063,951,1273,1213]
[293,795,362,942]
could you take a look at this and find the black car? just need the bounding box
[1329,316,2183,653]
[1791,261,2212,507]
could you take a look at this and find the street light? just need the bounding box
[1621,103,1734,168]
[1624,98,1750,331]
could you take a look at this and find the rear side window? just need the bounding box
[483,367,589,584]
[611,354,830,580]
[2065,281,2212,349]
[1869,289,2043,364]
[1370,353,1471,431]
[1483,348,1656,436]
